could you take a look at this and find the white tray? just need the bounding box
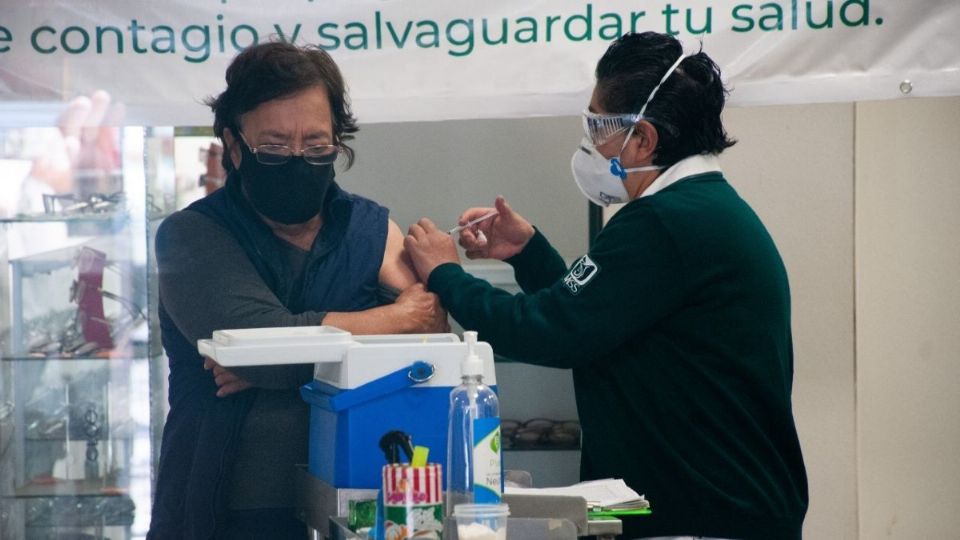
[197,325,354,367]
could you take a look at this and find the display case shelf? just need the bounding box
[22,419,136,442]
[2,341,150,362]
[504,445,581,452]
[0,214,132,224]
[12,480,130,499]
[1,352,149,362]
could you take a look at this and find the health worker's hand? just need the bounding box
[391,283,450,333]
[204,357,252,397]
[404,218,462,282]
[457,196,535,261]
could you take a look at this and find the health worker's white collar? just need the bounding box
[639,153,722,198]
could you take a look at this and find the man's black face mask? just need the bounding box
[237,141,335,225]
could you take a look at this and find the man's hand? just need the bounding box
[203,357,252,397]
[456,196,535,261]
[391,283,450,333]
[404,218,462,283]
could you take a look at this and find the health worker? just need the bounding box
[404,31,808,540]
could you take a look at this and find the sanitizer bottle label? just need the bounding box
[472,417,502,503]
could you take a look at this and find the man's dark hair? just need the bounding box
[206,40,359,172]
[595,32,735,167]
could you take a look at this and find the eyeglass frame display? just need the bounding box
[500,417,581,450]
[41,191,126,218]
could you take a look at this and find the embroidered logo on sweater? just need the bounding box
[563,254,599,295]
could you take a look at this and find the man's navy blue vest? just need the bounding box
[148,176,387,539]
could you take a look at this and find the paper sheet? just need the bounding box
[505,478,648,509]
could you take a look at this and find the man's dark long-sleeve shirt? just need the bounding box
[157,209,322,508]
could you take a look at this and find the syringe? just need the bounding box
[448,210,498,235]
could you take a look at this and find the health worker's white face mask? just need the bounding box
[571,52,687,207]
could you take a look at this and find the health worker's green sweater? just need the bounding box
[428,172,808,539]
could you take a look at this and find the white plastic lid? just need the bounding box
[461,331,484,376]
[453,503,510,518]
[197,325,353,367]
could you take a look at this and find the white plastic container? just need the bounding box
[454,503,509,540]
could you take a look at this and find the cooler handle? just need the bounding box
[323,361,435,412]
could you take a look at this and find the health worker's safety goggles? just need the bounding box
[581,52,689,147]
[581,110,643,147]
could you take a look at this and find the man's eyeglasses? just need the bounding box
[239,132,340,166]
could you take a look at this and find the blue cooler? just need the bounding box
[300,334,497,489]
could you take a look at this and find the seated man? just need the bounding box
[148,41,447,540]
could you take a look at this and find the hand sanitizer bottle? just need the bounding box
[446,331,502,512]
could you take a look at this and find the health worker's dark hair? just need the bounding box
[595,32,736,167]
[206,40,359,172]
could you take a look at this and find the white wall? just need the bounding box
[855,96,960,539]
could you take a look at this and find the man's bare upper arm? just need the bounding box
[379,219,419,290]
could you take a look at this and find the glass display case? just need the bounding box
[0,119,174,539]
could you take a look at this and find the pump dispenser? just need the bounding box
[461,332,484,376]
[446,332,502,512]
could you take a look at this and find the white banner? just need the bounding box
[1,0,958,126]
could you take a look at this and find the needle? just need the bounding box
[448,210,499,235]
